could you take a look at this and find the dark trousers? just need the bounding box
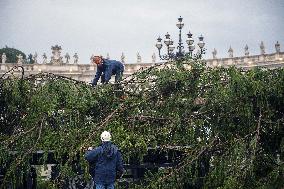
[114,71,123,83]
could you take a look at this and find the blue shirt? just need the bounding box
[93,59,124,85]
[85,142,124,185]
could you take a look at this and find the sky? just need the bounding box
[0,0,283,64]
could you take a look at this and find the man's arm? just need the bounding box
[85,147,100,163]
[92,66,103,86]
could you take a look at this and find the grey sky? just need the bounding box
[0,0,283,63]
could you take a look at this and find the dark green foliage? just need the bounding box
[0,58,283,188]
[0,46,26,63]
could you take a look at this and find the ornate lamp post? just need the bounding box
[155,16,205,61]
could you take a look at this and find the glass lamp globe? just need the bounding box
[197,35,205,49]
[189,44,195,51]
[169,45,175,52]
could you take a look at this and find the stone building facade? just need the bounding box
[1,43,283,83]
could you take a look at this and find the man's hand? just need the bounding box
[87,147,93,151]
[79,146,93,152]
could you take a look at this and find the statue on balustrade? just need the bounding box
[33,52,38,64]
[106,53,110,60]
[244,45,249,56]
[152,53,156,63]
[28,54,33,64]
[51,45,63,65]
[1,53,7,63]
[42,53,47,64]
[228,46,234,58]
[260,41,265,55]
[65,53,70,63]
[275,41,280,53]
[121,53,125,63]
[212,48,217,59]
[137,52,142,63]
[17,54,24,64]
[73,53,79,64]
[90,54,94,64]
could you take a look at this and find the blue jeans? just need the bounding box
[95,183,115,189]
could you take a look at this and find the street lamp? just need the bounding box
[155,16,205,61]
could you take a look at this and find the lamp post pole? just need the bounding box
[176,16,184,58]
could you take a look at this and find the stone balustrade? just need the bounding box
[1,45,284,83]
[0,62,158,82]
[206,52,284,70]
[0,63,96,82]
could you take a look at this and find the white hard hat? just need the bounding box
[101,131,111,142]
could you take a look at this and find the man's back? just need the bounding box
[85,141,124,185]
[103,59,124,81]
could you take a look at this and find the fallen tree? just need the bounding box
[0,58,283,188]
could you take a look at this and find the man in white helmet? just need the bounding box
[85,131,124,189]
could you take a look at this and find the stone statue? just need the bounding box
[152,53,156,63]
[228,46,234,58]
[33,52,38,64]
[106,53,110,60]
[28,54,33,64]
[17,54,24,64]
[90,54,94,64]
[137,52,142,63]
[65,53,70,63]
[51,45,63,65]
[1,53,7,63]
[121,52,125,63]
[244,45,249,56]
[73,53,79,64]
[260,41,265,55]
[212,48,217,59]
[42,53,47,64]
[275,41,280,53]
